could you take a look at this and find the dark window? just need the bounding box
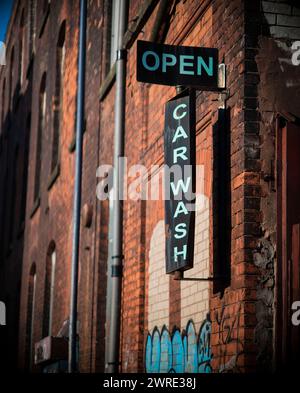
[19,40,23,86]
[9,47,14,109]
[51,21,66,172]
[29,0,37,55]
[20,114,31,226]
[25,263,36,370]
[8,145,19,244]
[19,10,25,85]
[34,73,46,202]
[110,0,121,66]
[43,0,49,14]
[104,0,128,74]
[43,242,56,337]
[1,78,6,129]
[0,168,8,259]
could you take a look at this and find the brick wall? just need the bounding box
[0,0,35,370]
[1,0,299,373]
[246,0,300,371]
[262,0,300,39]
[209,0,252,373]
[14,0,80,370]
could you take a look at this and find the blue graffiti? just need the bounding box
[145,315,212,373]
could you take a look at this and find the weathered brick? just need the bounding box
[0,0,288,375]
[277,14,300,27]
[270,25,300,39]
[262,1,292,15]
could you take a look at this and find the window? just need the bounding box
[19,10,25,85]
[105,0,128,74]
[20,114,31,226]
[9,47,14,109]
[110,0,121,66]
[41,0,51,16]
[29,0,37,55]
[43,243,56,337]
[43,0,50,14]
[0,41,5,66]
[25,263,36,370]
[0,169,8,257]
[51,22,66,172]
[34,73,46,203]
[1,78,6,129]
[8,145,19,244]
[39,0,51,39]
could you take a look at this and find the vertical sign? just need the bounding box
[164,93,196,273]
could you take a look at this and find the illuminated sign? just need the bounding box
[137,40,218,89]
[164,93,195,273]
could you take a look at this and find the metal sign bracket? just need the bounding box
[172,271,224,282]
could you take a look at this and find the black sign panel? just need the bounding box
[137,40,218,89]
[164,93,196,273]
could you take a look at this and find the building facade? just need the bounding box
[0,0,299,373]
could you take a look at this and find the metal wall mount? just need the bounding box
[172,271,225,282]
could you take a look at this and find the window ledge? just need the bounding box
[47,163,60,190]
[30,197,40,218]
[99,63,116,101]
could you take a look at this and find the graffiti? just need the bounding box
[253,237,275,371]
[215,303,243,373]
[292,301,300,326]
[292,41,300,66]
[145,315,212,373]
[0,301,6,326]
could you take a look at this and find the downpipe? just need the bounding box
[105,0,128,373]
[68,0,87,373]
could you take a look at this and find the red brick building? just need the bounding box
[0,0,299,373]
